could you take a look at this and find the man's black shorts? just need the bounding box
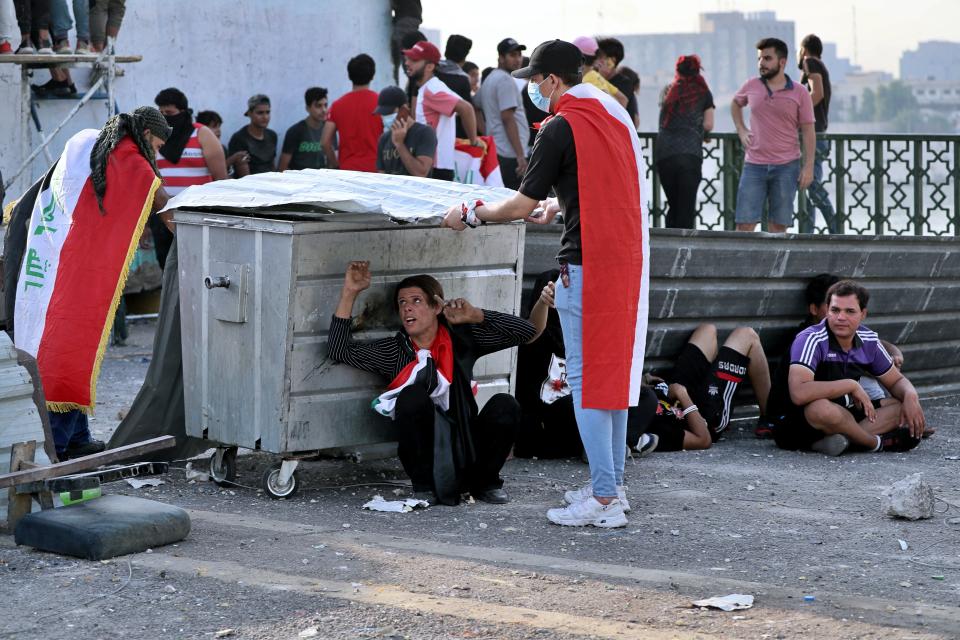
[773,397,885,450]
[668,343,750,442]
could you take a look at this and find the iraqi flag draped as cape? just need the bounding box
[14,129,161,413]
[553,83,650,409]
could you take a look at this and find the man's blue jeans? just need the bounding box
[49,409,92,456]
[804,137,838,233]
[51,0,90,41]
[555,263,627,498]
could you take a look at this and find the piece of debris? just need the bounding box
[184,463,210,482]
[125,478,165,489]
[898,539,909,551]
[362,495,429,513]
[298,628,319,638]
[692,594,754,611]
[880,474,935,520]
[214,630,235,638]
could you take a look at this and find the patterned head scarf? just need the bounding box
[89,106,171,214]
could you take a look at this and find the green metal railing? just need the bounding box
[639,132,960,236]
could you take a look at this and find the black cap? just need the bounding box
[511,39,582,79]
[497,38,526,56]
[373,86,408,115]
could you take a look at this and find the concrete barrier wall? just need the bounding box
[524,227,960,397]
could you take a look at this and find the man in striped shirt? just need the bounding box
[154,87,227,267]
[328,261,550,506]
[770,280,926,456]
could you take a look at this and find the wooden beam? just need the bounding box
[0,53,142,65]
[0,436,175,489]
[5,441,36,532]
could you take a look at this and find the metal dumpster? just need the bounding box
[174,209,525,497]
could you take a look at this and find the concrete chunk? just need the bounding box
[880,473,935,520]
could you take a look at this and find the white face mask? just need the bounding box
[382,113,398,129]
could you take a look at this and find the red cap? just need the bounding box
[402,40,441,64]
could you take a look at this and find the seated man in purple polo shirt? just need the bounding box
[768,280,926,456]
[731,37,815,233]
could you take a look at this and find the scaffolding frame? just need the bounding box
[0,42,142,192]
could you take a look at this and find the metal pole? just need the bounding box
[2,75,107,192]
[106,36,116,116]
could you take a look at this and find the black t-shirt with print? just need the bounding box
[801,57,831,132]
[518,115,582,265]
[281,120,327,170]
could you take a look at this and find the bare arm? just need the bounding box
[526,281,555,344]
[788,364,863,406]
[799,122,816,188]
[335,261,371,319]
[197,127,228,180]
[500,107,528,174]
[278,152,292,172]
[670,384,711,450]
[611,88,628,108]
[731,100,751,149]
[703,107,715,133]
[453,99,478,143]
[807,72,824,106]
[878,366,925,437]
[321,121,338,169]
[880,339,904,368]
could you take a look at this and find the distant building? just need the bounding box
[615,11,795,100]
[830,71,894,126]
[821,42,860,86]
[900,41,960,82]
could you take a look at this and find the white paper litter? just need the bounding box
[898,539,909,551]
[362,494,429,513]
[125,478,165,488]
[161,169,517,223]
[692,594,755,611]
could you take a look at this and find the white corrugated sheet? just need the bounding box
[161,169,518,222]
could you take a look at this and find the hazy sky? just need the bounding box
[421,0,958,77]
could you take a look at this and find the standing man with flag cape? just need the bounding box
[10,107,172,460]
[442,40,650,528]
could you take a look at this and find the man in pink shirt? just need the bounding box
[731,38,815,233]
[402,40,480,181]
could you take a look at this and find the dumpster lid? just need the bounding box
[160,169,517,223]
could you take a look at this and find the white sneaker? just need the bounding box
[563,483,631,513]
[547,496,628,528]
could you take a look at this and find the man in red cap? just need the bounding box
[402,40,481,181]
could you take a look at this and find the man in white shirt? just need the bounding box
[403,40,481,181]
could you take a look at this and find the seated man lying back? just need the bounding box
[328,261,552,506]
[769,279,925,456]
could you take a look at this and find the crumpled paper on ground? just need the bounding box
[362,495,429,513]
[692,594,754,611]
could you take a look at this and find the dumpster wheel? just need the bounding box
[262,461,300,499]
[209,447,238,486]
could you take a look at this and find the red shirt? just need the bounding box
[327,89,382,172]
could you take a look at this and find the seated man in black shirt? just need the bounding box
[632,323,771,451]
[329,261,551,506]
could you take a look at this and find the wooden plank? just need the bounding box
[0,53,142,64]
[5,441,36,532]
[0,436,175,489]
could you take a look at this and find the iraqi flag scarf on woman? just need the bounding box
[14,128,161,413]
[553,83,650,410]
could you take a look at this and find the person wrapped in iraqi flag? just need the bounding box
[441,40,650,528]
[9,107,172,459]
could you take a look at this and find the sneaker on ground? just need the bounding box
[15,42,36,55]
[36,40,54,55]
[811,433,849,457]
[547,496,628,528]
[563,483,630,513]
[754,416,775,439]
[635,432,658,457]
[0,41,12,54]
[54,39,72,54]
[879,427,921,453]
